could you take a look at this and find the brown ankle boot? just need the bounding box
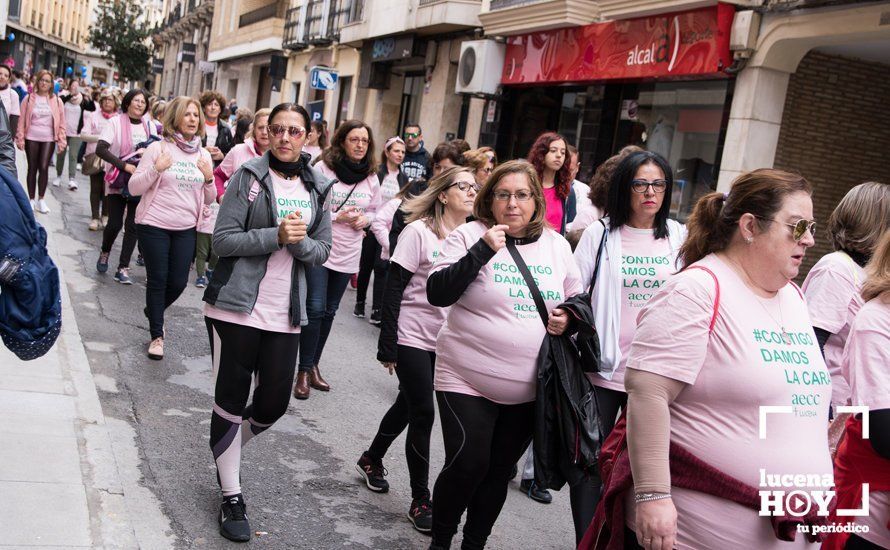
[293,371,311,400]
[309,365,330,391]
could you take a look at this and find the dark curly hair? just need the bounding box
[526,132,571,200]
[197,90,227,114]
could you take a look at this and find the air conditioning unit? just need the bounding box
[455,40,505,96]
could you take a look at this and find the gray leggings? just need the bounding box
[56,136,82,179]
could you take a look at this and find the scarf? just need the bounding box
[269,151,306,179]
[69,92,83,106]
[0,84,7,91]
[101,110,116,120]
[171,132,201,154]
[333,156,370,185]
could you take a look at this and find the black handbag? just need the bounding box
[574,219,607,372]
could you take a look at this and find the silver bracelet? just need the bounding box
[634,492,671,503]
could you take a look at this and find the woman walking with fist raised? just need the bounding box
[129,96,216,360]
[202,102,333,542]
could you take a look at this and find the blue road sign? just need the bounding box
[309,66,338,91]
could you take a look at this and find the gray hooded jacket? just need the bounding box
[203,152,332,327]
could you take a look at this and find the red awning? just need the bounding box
[501,3,734,85]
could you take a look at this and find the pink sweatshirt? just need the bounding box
[130,140,216,230]
[317,161,382,274]
[214,139,261,198]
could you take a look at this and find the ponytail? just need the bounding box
[679,169,812,270]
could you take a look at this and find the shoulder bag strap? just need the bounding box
[506,241,549,327]
[589,218,608,292]
[332,180,357,213]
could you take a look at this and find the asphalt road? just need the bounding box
[43,167,576,549]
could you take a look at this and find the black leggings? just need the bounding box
[595,386,627,438]
[101,194,138,269]
[25,139,55,199]
[206,317,300,497]
[431,391,535,549]
[367,345,436,498]
[137,224,196,339]
[89,172,105,219]
[356,232,387,310]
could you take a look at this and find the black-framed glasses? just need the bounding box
[630,179,668,194]
[268,124,306,139]
[493,190,532,202]
[404,132,420,139]
[754,216,817,242]
[449,180,481,193]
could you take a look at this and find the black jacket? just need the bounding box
[401,146,430,181]
[202,119,235,165]
[533,294,602,490]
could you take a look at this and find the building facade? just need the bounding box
[152,0,216,97]
[2,0,93,78]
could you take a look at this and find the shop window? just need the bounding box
[616,80,731,222]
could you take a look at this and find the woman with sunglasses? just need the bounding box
[601,169,828,550]
[202,102,332,542]
[354,136,408,323]
[128,96,216,360]
[426,161,582,549]
[294,119,381,399]
[16,69,66,214]
[571,150,686,540]
[356,167,478,533]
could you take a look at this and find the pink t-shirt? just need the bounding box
[391,219,449,352]
[132,141,214,230]
[83,111,113,155]
[317,162,381,274]
[217,141,261,188]
[205,120,218,148]
[801,251,865,407]
[302,144,322,162]
[370,197,400,260]
[843,297,890,548]
[26,96,54,142]
[542,186,564,233]
[0,86,20,117]
[625,254,832,549]
[204,172,315,333]
[380,170,401,203]
[592,226,673,392]
[431,222,583,404]
[197,202,219,234]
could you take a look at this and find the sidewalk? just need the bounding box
[1,158,172,548]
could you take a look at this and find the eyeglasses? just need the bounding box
[404,132,420,139]
[631,179,668,194]
[493,190,533,202]
[346,137,369,146]
[450,181,481,193]
[481,167,493,174]
[754,216,817,242]
[268,124,306,139]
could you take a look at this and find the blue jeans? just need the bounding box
[298,266,352,372]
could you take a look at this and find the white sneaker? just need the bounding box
[68,179,78,190]
[52,177,62,187]
[36,199,50,214]
[30,199,37,210]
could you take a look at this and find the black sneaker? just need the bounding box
[519,479,552,504]
[355,452,389,492]
[218,494,251,542]
[353,301,365,318]
[136,254,145,267]
[369,308,382,326]
[408,496,433,533]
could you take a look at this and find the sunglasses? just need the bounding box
[755,216,817,242]
[630,179,668,194]
[268,124,306,139]
[404,132,420,139]
[449,180,481,193]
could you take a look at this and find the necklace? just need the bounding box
[755,294,790,344]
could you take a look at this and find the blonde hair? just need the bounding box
[862,230,890,303]
[150,99,166,120]
[251,108,271,141]
[403,166,475,239]
[34,70,55,96]
[828,182,890,257]
[462,149,490,173]
[161,96,205,139]
[473,160,547,239]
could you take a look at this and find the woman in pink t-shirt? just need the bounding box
[79,88,119,231]
[202,103,333,543]
[129,96,216,360]
[613,169,830,550]
[356,167,478,533]
[355,136,407,323]
[802,181,890,410]
[301,120,325,162]
[294,119,381,399]
[426,161,582,549]
[15,69,66,214]
[829,230,890,550]
[527,131,574,235]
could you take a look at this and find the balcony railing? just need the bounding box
[285,0,362,49]
[489,0,542,9]
[282,6,306,49]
